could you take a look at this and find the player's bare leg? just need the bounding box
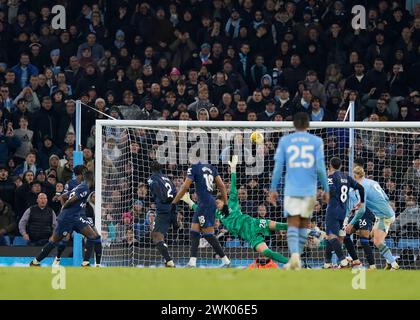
[30,233,63,266]
[79,225,102,267]
[152,231,175,267]
[372,228,398,270]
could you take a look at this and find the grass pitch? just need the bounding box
[0,267,419,300]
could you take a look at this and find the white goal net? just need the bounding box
[95,121,420,269]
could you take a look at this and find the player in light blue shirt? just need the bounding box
[346,166,399,270]
[269,112,330,270]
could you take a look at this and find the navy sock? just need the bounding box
[94,240,102,265]
[156,240,172,262]
[344,235,359,261]
[203,233,226,258]
[36,241,57,262]
[330,238,345,261]
[56,241,67,259]
[83,239,94,263]
[360,237,375,266]
[325,239,333,263]
[190,230,200,258]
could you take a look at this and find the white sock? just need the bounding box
[222,256,230,264]
[189,257,197,265]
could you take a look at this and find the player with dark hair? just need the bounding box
[30,171,100,266]
[181,156,289,264]
[323,157,365,269]
[172,159,231,268]
[148,161,177,267]
[270,112,329,270]
[53,165,88,265]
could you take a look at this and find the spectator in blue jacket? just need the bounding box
[11,53,39,89]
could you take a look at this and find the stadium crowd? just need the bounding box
[0,0,420,258]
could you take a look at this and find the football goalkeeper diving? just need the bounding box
[181,156,289,264]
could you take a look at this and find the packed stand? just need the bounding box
[0,1,420,255]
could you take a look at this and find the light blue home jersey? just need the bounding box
[270,131,329,197]
[350,178,394,224]
[346,189,365,217]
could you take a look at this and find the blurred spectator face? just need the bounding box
[198,89,209,100]
[26,153,36,165]
[212,43,223,55]
[19,117,28,129]
[224,112,233,121]
[138,184,147,198]
[393,9,403,20]
[405,196,416,208]
[258,205,267,218]
[65,133,75,146]
[237,101,247,112]
[123,93,134,105]
[290,55,301,67]
[136,79,144,90]
[209,107,219,119]
[0,167,8,180]
[165,93,176,105]
[252,91,263,102]
[353,63,364,75]
[83,148,93,160]
[222,93,232,106]
[188,70,198,82]
[266,101,275,113]
[20,54,30,66]
[151,84,161,95]
[311,99,321,110]
[376,99,387,112]
[374,59,384,72]
[369,113,379,121]
[32,183,42,194]
[414,95,420,105]
[23,171,34,184]
[302,90,312,102]
[247,112,257,121]
[17,100,27,111]
[0,86,9,99]
[240,44,250,55]
[66,101,76,115]
[197,109,209,121]
[273,114,283,121]
[180,111,190,120]
[400,106,408,118]
[87,34,97,45]
[5,72,15,83]
[413,159,420,170]
[69,56,79,69]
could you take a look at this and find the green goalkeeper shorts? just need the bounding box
[238,217,272,250]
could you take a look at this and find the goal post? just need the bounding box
[95,120,420,269]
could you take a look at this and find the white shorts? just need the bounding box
[373,216,395,234]
[284,196,316,219]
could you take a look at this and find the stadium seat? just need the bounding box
[12,237,28,246]
[225,239,242,248]
[397,239,420,249]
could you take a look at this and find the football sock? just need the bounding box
[83,239,94,262]
[377,242,395,264]
[190,230,200,258]
[325,239,333,263]
[94,241,102,265]
[360,237,375,266]
[262,248,288,263]
[287,226,299,255]
[330,238,345,261]
[344,235,359,261]
[203,233,226,258]
[36,241,57,262]
[156,240,172,262]
[298,228,308,254]
[56,240,67,259]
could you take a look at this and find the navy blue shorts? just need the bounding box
[192,203,216,228]
[326,211,344,237]
[55,215,92,237]
[154,211,177,234]
[353,209,375,231]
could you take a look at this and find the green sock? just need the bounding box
[275,222,288,231]
[262,248,288,264]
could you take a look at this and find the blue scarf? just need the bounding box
[311,108,325,121]
[225,18,241,38]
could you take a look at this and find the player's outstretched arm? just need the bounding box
[215,175,228,204]
[269,141,285,203]
[228,156,239,204]
[172,178,193,204]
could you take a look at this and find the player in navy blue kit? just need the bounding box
[53,165,87,265]
[30,171,100,266]
[148,161,177,267]
[172,161,231,268]
[324,157,365,269]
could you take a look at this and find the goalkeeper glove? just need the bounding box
[181,192,194,209]
[228,155,238,173]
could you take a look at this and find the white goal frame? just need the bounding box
[95,120,420,250]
